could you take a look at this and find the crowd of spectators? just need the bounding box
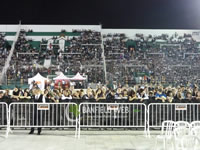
[73,29,101,44]
[6,29,104,84]
[103,32,200,86]
[4,29,200,87]
[1,83,200,104]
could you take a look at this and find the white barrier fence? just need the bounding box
[0,102,9,137]
[8,103,78,136]
[2,102,200,138]
[148,103,200,131]
[78,103,147,137]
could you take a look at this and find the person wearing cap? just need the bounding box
[29,88,46,135]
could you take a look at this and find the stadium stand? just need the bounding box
[0,25,200,91]
[0,32,11,72]
[103,32,200,86]
[6,28,105,87]
[1,25,200,142]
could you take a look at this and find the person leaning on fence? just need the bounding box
[128,90,138,102]
[84,88,95,99]
[11,87,20,101]
[115,88,122,99]
[0,91,4,101]
[166,90,174,103]
[174,90,184,103]
[79,89,86,99]
[148,91,155,103]
[155,89,166,103]
[192,86,198,97]
[185,91,194,103]
[194,91,200,103]
[43,89,56,103]
[29,88,46,135]
[61,90,72,101]
[95,88,106,101]
[72,90,80,99]
[106,89,115,100]
[0,90,11,104]
[137,87,149,102]
[121,89,128,99]
[19,91,31,102]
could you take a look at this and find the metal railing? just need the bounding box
[147,103,200,134]
[0,102,9,137]
[78,103,147,137]
[8,103,78,137]
[1,101,200,138]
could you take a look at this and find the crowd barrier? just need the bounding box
[147,103,200,134]
[78,103,147,137]
[8,103,78,137]
[1,101,200,138]
[0,102,9,137]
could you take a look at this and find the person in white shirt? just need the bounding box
[137,87,149,102]
[61,90,72,101]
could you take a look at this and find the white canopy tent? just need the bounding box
[70,72,86,81]
[53,72,70,80]
[28,73,49,90]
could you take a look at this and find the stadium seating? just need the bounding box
[6,29,104,86]
[103,32,200,86]
[0,26,200,88]
[0,32,11,72]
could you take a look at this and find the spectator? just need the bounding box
[95,88,106,101]
[128,90,138,102]
[137,87,149,102]
[155,89,167,103]
[166,91,174,103]
[106,89,115,100]
[11,87,20,101]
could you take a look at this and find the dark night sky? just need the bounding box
[1,0,200,29]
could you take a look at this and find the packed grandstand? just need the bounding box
[0,25,200,104]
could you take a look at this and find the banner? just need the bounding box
[79,103,146,127]
[82,104,129,114]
